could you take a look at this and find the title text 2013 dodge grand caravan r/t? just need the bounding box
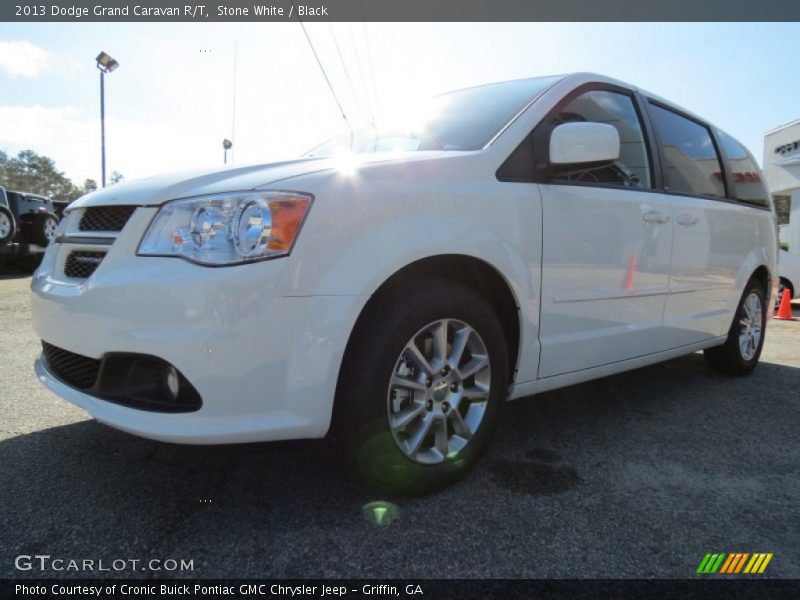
[32,73,777,494]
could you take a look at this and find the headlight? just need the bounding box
[138,191,312,266]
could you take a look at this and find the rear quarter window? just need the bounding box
[716,130,771,208]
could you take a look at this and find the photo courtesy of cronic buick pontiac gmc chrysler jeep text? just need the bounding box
[30,73,778,494]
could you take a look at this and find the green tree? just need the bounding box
[109,171,125,185]
[83,179,98,193]
[0,150,8,183]
[0,149,84,202]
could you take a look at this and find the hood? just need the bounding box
[69,158,332,208]
[69,151,447,209]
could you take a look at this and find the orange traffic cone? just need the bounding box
[621,253,637,290]
[774,288,796,321]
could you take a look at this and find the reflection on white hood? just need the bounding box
[67,151,450,209]
[68,158,331,208]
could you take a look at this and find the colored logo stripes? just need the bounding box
[697,552,773,574]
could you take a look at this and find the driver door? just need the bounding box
[537,87,674,378]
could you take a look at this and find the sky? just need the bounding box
[0,22,799,186]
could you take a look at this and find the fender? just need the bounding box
[277,173,545,391]
[729,216,777,322]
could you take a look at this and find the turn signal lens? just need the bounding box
[268,197,311,252]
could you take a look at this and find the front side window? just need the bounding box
[547,90,652,189]
[648,103,725,198]
[717,130,770,207]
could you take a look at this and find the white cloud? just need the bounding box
[0,104,231,184]
[0,41,50,78]
[0,105,97,182]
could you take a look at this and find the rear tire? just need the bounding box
[334,279,509,496]
[704,280,766,376]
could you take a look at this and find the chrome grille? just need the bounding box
[64,251,105,279]
[79,206,136,232]
[42,342,101,390]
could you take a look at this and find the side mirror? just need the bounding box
[548,122,620,169]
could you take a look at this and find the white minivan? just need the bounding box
[31,73,777,494]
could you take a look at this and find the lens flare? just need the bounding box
[362,501,399,526]
[332,151,358,176]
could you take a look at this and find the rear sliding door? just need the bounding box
[646,103,761,348]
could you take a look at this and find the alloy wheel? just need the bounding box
[738,292,763,361]
[386,318,491,465]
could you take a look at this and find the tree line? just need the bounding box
[0,149,123,203]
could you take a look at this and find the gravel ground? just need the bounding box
[1,269,798,579]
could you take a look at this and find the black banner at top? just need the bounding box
[3,0,800,22]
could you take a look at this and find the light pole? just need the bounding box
[95,51,119,188]
[223,139,232,164]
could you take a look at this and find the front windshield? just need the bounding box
[304,75,563,157]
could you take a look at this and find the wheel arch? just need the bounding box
[330,254,522,437]
[353,254,519,380]
[734,242,775,308]
[749,264,772,300]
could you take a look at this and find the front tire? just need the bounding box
[334,279,509,496]
[704,280,766,376]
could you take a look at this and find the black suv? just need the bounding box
[0,186,60,270]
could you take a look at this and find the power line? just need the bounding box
[297,19,354,147]
[347,22,375,123]
[328,23,367,122]
[230,39,238,163]
[361,23,380,117]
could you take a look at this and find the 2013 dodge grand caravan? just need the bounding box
[31,73,778,494]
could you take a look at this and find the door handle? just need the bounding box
[676,214,699,227]
[642,211,670,225]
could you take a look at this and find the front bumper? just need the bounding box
[34,357,318,443]
[31,207,365,444]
